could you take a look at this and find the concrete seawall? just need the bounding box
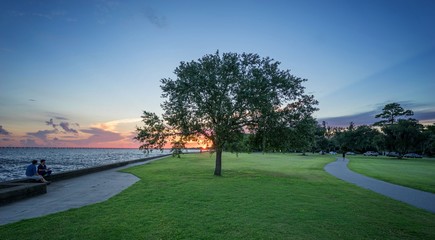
[0,154,171,206]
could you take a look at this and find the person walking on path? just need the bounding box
[342,152,345,161]
[26,160,50,184]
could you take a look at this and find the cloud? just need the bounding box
[46,118,58,128]
[32,10,67,20]
[319,108,435,127]
[59,122,79,134]
[9,7,76,23]
[0,125,11,135]
[80,128,123,143]
[55,116,69,120]
[20,139,40,147]
[144,6,167,28]
[415,111,435,125]
[2,123,135,148]
[45,118,79,133]
[10,11,25,17]
[27,130,57,140]
[32,13,54,20]
[35,128,125,147]
[319,111,377,127]
[91,118,141,131]
[96,0,119,11]
[94,0,120,24]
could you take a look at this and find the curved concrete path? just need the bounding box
[0,156,167,225]
[325,158,435,213]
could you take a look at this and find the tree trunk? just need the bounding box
[214,148,222,176]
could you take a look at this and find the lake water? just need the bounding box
[0,148,178,182]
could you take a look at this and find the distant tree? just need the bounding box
[313,123,329,153]
[348,121,355,131]
[328,126,345,152]
[170,139,186,158]
[372,132,386,153]
[336,122,357,152]
[136,51,318,176]
[332,124,382,153]
[422,124,435,156]
[225,133,252,154]
[382,118,424,157]
[322,121,334,139]
[374,103,414,126]
[353,125,383,152]
[288,116,317,155]
[135,111,169,152]
[372,103,426,157]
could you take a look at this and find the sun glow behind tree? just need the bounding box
[136,51,318,176]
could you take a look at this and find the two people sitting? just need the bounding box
[25,159,52,184]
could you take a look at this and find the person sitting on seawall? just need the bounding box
[26,160,50,184]
[38,159,52,177]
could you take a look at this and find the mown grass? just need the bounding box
[347,155,435,193]
[1,153,435,239]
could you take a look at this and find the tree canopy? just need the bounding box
[382,118,425,157]
[374,103,414,126]
[324,102,433,158]
[135,51,318,176]
[333,124,383,153]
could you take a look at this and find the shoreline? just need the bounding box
[0,154,174,225]
[0,148,173,182]
[0,154,172,206]
[1,153,172,184]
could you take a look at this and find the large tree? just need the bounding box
[136,51,318,176]
[374,102,414,126]
[382,118,425,157]
[373,102,424,157]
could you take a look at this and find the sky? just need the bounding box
[0,0,434,148]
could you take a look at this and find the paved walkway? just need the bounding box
[325,158,435,213]
[0,156,168,225]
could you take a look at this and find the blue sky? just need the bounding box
[1,0,434,147]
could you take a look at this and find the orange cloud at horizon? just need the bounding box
[0,128,212,149]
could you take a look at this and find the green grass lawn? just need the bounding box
[347,155,435,193]
[1,153,435,239]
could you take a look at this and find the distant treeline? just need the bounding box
[224,103,435,157]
